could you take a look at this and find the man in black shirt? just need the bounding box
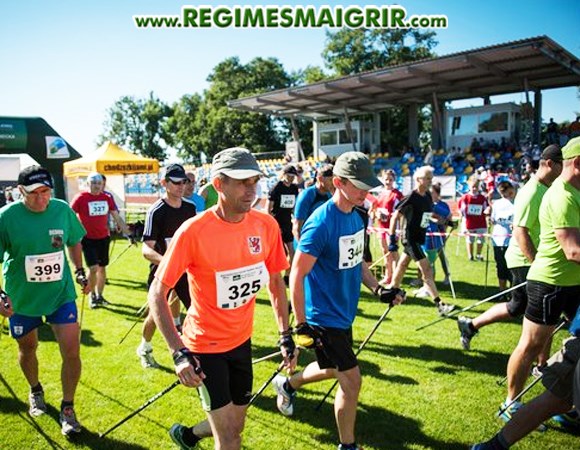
[383,166,455,315]
[136,164,197,368]
[267,164,299,281]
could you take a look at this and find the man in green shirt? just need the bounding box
[457,145,563,351]
[0,166,90,437]
[500,138,580,424]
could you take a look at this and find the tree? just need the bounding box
[174,56,294,160]
[99,92,173,161]
[321,29,438,152]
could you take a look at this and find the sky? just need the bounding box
[1,0,579,159]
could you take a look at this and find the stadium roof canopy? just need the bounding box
[227,36,580,121]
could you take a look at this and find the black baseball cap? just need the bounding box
[18,165,54,193]
[283,164,298,175]
[164,164,187,182]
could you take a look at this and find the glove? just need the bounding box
[172,347,202,374]
[277,330,296,359]
[374,286,406,306]
[387,234,398,252]
[74,268,88,287]
[294,322,320,349]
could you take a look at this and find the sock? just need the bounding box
[339,443,358,450]
[283,380,296,394]
[140,338,152,351]
[183,427,202,446]
[484,432,509,449]
[31,383,43,394]
[173,317,181,326]
[61,400,74,410]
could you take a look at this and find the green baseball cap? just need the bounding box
[562,136,580,160]
[333,151,381,190]
[211,147,264,179]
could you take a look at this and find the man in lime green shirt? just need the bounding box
[501,137,580,422]
[0,166,90,437]
[457,145,563,355]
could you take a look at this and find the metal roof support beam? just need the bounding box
[342,108,357,152]
[534,43,580,77]
[287,91,371,115]
[407,67,453,87]
[256,97,344,118]
[357,76,407,95]
[324,82,378,102]
[464,54,510,79]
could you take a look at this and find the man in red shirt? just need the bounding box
[369,169,403,284]
[458,176,489,261]
[71,172,129,307]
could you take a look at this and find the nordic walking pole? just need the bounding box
[438,238,456,300]
[248,361,285,406]
[78,292,86,343]
[369,252,388,271]
[118,300,149,345]
[496,318,568,386]
[253,350,282,365]
[484,234,490,288]
[100,360,203,438]
[99,380,181,438]
[315,305,393,411]
[108,236,136,268]
[415,281,527,331]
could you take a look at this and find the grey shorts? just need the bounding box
[542,337,580,403]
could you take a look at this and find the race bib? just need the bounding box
[25,251,64,283]
[280,194,296,209]
[338,229,364,269]
[377,207,390,222]
[420,212,432,228]
[215,262,269,310]
[467,204,483,216]
[88,200,109,216]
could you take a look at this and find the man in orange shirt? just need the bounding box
[148,147,294,450]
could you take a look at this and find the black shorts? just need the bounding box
[506,266,529,317]
[82,236,110,267]
[403,240,426,262]
[193,339,253,411]
[312,326,358,372]
[148,268,191,309]
[525,280,580,326]
[278,223,294,243]
[493,246,511,281]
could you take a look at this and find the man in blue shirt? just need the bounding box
[292,164,334,241]
[273,152,405,450]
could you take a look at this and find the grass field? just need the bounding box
[0,234,577,449]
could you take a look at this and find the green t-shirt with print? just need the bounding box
[527,178,580,286]
[505,177,548,269]
[0,199,86,316]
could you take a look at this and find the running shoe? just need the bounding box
[409,279,423,287]
[414,286,430,298]
[97,295,109,306]
[338,444,364,450]
[89,293,99,309]
[553,410,580,429]
[272,374,295,416]
[442,277,450,286]
[437,302,456,316]
[28,390,47,417]
[60,406,81,436]
[476,255,484,261]
[136,345,159,369]
[457,316,477,350]
[498,401,547,432]
[169,423,200,449]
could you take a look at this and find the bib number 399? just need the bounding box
[25,251,65,282]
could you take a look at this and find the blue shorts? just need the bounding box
[9,301,78,339]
